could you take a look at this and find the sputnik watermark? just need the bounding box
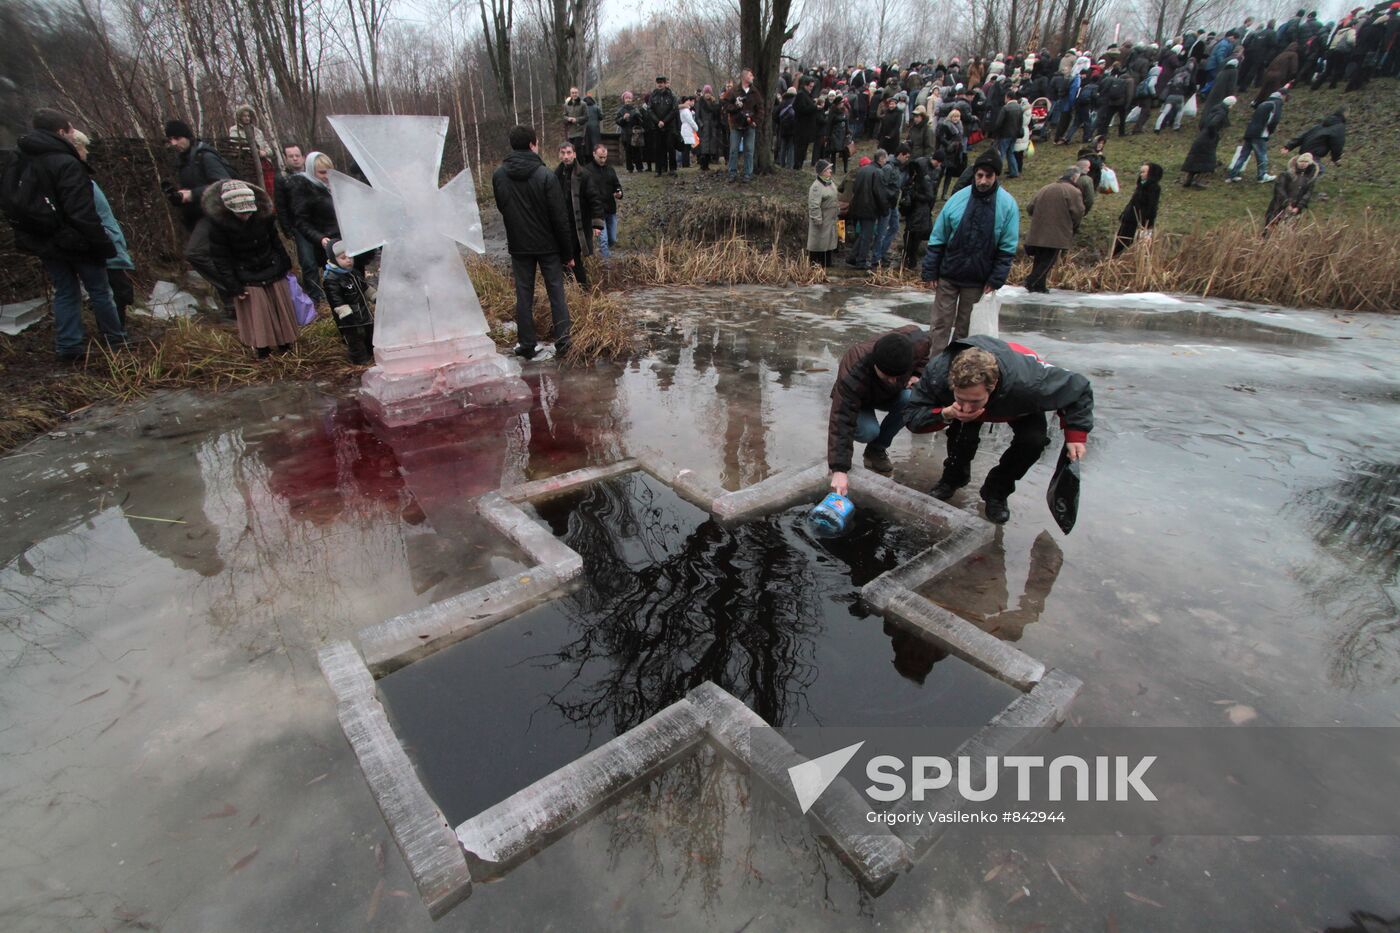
[789,742,1156,814]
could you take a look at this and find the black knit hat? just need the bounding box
[164,119,194,140]
[973,148,1003,176]
[872,332,916,378]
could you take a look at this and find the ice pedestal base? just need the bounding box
[359,336,533,428]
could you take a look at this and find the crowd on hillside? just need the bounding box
[773,5,1390,278]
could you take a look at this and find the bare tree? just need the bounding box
[530,0,598,102]
[738,0,796,174]
[341,0,396,112]
[478,0,515,116]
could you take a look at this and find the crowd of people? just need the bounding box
[3,104,377,364]
[773,5,1388,282]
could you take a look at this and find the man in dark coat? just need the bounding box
[826,325,933,493]
[1022,168,1085,293]
[273,143,323,303]
[994,94,1024,176]
[583,142,622,258]
[723,69,763,182]
[1095,66,1134,137]
[841,154,890,270]
[647,76,681,176]
[554,141,604,285]
[491,125,574,359]
[164,118,234,231]
[1281,109,1346,165]
[793,79,821,170]
[907,336,1093,524]
[1241,21,1278,88]
[6,109,126,360]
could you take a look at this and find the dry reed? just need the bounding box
[602,235,828,287]
[865,213,1397,313]
[1058,212,1398,312]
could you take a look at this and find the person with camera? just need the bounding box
[163,119,234,232]
[723,69,763,183]
[3,109,127,362]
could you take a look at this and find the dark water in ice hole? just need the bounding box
[379,472,1020,825]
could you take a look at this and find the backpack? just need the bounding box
[193,142,236,182]
[779,101,797,131]
[0,153,62,236]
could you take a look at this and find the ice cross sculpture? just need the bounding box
[327,115,487,369]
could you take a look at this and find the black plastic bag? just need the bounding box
[1046,448,1081,534]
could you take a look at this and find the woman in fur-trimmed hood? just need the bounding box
[228,102,278,191]
[186,180,300,356]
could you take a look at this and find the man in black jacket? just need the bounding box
[1095,67,1133,138]
[164,118,234,231]
[583,142,623,257]
[272,143,323,303]
[793,79,821,170]
[841,153,890,270]
[648,76,680,176]
[491,125,574,359]
[907,336,1093,524]
[6,109,127,361]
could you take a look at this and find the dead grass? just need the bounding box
[601,235,827,287]
[0,314,359,454]
[866,212,1398,313]
[467,257,642,365]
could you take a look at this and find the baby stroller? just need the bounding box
[1028,97,1052,141]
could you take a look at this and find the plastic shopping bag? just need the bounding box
[287,273,318,326]
[1098,165,1119,193]
[1182,93,1198,118]
[968,289,1000,339]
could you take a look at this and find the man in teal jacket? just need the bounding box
[921,149,1019,348]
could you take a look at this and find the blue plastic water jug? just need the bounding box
[808,493,855,537]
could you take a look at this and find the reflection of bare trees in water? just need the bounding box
[539,477,823,737]
[1294,463,1400,689]
[595,749,856,919]
[0,538,112,670]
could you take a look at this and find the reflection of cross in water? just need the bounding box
[327,115,489,369]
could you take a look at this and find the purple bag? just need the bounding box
[286,273,317,326]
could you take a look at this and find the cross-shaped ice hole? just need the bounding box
[327,115,488,368]
[378,471,1022,825]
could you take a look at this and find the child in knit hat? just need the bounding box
[322,242,376,365]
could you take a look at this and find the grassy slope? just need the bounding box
[872,83,1396,256]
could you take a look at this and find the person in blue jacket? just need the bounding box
[72,130,135,326]
[920,148,1019,348]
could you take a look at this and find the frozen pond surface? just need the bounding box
[2,285,1399,931]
